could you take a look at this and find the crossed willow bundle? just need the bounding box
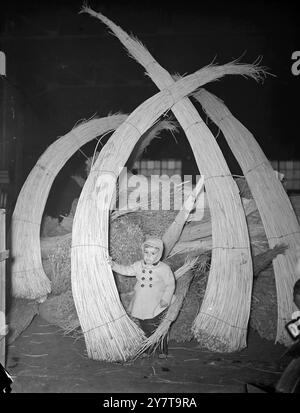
[71,59,265,360]
[78,6,271,355]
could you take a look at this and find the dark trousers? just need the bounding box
[138,310,168,355]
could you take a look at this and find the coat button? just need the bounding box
[141,284,145,287]
[142,270,145,273]
[142,277,145,280]
[149,277,153,281]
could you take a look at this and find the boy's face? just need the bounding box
[143,246,160,265]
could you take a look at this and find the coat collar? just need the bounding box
[143,260,160,267]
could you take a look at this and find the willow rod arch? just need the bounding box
[71,62,262,361]
[11,115,127,299]
[83,7,300,346]
[193,88,300,345]
[79,7,267,355]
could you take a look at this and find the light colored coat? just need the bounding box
[113,260,175,320]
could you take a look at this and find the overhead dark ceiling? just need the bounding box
[0,0,299,170]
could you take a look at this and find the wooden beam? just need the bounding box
[0,209,7,366]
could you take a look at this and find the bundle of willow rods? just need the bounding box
[80,6,269,352]
[194,88,300,346]
[71,47,262,360]
[11,115,127,300]
[250,268,277,341]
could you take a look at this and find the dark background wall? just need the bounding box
[0,0,299,207]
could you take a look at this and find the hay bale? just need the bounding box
[41,233,71,260]
[131,210,178,238]
[247,245,286,342]
[250,267,277,341]
[109,215,144,293]
[170,273,208,342]
[46,236,71,295]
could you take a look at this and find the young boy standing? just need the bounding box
[108,238,175,358]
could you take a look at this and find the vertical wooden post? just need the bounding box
[0,209,6,366]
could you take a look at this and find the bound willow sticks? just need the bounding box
[80,7,267,351]
[194,88,300,345]
[11,115,127,300]
[134,258,198,358]
[71,61,259,360]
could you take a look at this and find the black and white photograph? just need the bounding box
[0,0,300,397]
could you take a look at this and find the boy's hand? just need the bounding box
[159,299,168,308]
